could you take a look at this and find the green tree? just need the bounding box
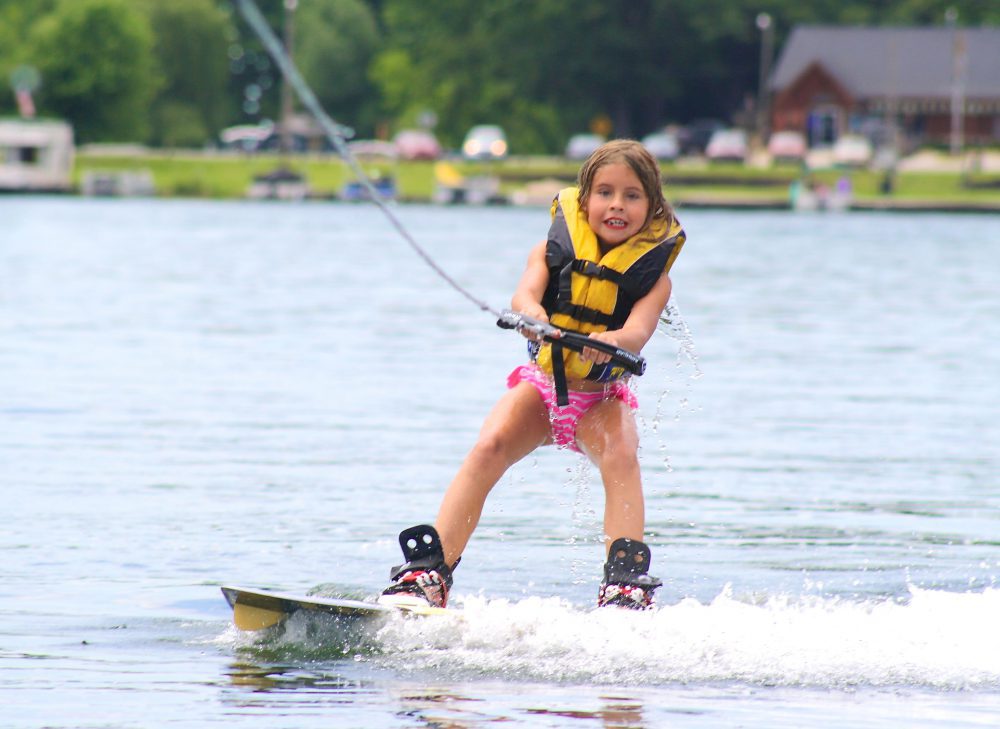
[372,0,565,152]
[29,0,159,142]
[0,0,59,115]
[140,0,235,147]
[225,0,283,125]
[371,0,759,151]
[294,0,381,133]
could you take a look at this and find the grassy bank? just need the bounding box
[74,150,1000,210]
[74,151,423,199]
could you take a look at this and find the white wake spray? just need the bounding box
[374,586,1000,689]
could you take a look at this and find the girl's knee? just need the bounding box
[599,443,641,479]
[469,428,522,467]
[471,430,504,459]
[582,419,639,469]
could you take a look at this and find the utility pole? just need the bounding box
[886,36,899,158]
[280,0,298,156]
[756,13,774,143]
[946,7,965,156]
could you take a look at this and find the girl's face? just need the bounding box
[584,162,650,248]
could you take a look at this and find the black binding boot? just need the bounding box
[378,524,457,609]
[597,537,662,610]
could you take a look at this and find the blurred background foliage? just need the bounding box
[0,0,997,149]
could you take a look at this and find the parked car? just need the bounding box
[705,129,748,163]
[833,134,873,167]
[462,124,507,160]
[565,133,605,160]
[641,131,680,160]
[393,129,442,160]
[767,131,807,163]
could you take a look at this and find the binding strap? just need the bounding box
[388,524,459,584]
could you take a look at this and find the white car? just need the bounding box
[705,129,748,162]
[462,125,508,160]
[565,133,605,160]
[393,129,442,160]
[767,131,807,163]
[641,131,680,160]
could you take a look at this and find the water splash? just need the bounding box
[372,587,1000,688]
[217,587,1000,689]
[638,295,703,472]
[566,460,602,585]
[657,295,702,379]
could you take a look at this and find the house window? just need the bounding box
[18,146,39,164]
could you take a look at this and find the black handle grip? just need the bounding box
[497,310,646,376]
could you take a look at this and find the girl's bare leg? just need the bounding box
[575,398,645,553]
[435,382,552,565]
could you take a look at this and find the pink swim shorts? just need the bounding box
[507,364,638,454]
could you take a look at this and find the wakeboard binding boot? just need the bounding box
[379,524,456,609]
[597,537,662,610]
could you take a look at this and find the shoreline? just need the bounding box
[674,196,1000,213]
[5,148,995,213]
[7,187,999,214]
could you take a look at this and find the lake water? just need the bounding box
[2,197,999,727]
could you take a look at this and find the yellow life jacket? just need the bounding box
[532,187,685,384]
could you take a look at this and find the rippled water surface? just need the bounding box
[2,197,999,727]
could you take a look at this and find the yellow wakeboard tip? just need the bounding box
[232,603,286,631]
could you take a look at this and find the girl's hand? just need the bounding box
[518,305,549,341]
[580,330,619,364]
[580,272,673,361]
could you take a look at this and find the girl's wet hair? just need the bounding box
[577,139,675,240]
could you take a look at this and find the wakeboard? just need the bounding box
[221,585,446,631]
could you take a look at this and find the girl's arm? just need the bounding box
[510,241,550,322]
[582,273,672,363]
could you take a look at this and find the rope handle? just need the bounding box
[496,310,646,376]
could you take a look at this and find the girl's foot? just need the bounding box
[378,524,455,609]
[597,537,662,610]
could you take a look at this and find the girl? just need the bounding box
[381,140,685,610]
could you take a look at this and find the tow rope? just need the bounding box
[233,0,645,378]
